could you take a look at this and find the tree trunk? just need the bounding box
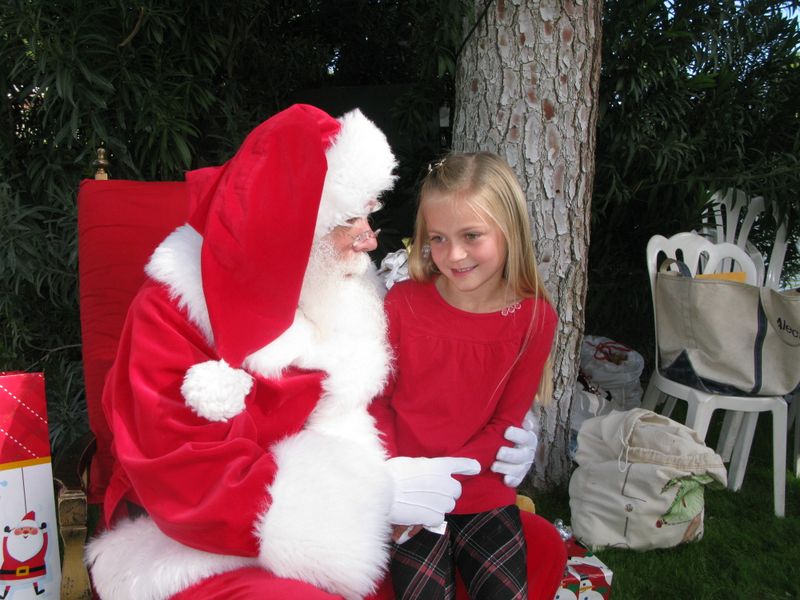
[452,0,602,488]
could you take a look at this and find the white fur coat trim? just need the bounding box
[255,429,393,600]
[145,225,213,345]
[85,517,256,600]
[315,109,397,239]
[86,435,394,600]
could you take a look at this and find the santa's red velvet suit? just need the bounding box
[86,105,400,600]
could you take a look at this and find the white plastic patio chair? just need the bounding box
[705,188,788,289]
[703,189,794,479]
[641,232,788,517]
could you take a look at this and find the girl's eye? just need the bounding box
[465,232,482,241]
[428,235,444,244]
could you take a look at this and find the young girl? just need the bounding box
[371,152,558,600]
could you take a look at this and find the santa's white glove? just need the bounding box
[387,456,480,527]
[491,410,539,488]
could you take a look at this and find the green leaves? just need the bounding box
[588,0,800,364]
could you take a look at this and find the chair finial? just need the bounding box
[92,148,110,180]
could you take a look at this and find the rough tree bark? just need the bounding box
[452,0,602,488]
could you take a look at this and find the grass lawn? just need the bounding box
[524,406,800,599]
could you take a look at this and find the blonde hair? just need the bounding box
[408,152,555,406]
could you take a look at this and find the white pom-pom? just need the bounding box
[181,360,253,422]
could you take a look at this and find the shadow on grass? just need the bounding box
[525,406,800,599]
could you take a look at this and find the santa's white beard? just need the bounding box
[291,236,391,421]
[6,531,44,562]
[299,237,385,344]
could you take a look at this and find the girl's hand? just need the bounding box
[491,410,538,487]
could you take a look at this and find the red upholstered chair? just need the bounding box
[56,173,189,599]
[56,168,189,599]
[77,177,189,507]
[62,158,565,600]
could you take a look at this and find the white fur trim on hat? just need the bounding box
[255,429,393,600]
[181,360,253,422]
[314,109,397,238]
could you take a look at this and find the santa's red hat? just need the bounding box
[21,511,36,524]
[184,104,396,369]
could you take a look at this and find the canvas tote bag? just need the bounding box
[569,409,727,551]
[656,265,800,396]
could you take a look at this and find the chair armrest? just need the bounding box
[53,433,95,600]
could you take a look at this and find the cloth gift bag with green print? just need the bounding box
[568,408,727,551]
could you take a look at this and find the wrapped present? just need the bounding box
[0,372,62,599]
[554,537,613,599]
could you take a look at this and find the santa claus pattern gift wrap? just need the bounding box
[554,538,613,600]
[0,372,61,600]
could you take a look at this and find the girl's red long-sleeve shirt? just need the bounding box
[371,279,557,514]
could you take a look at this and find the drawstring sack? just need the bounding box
[569,408,727,551]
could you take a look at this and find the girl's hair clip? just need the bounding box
[421,244,431,258]
[427,157,446,174]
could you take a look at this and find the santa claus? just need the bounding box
[1,511,47,598]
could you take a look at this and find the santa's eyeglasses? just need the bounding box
[347,228,381,248]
